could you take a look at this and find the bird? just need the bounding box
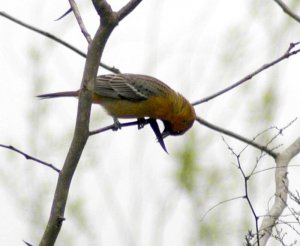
[38,73,196,151]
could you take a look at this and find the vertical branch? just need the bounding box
[38,12,117,246]
[259,137,300,245]
[38,1,143,245]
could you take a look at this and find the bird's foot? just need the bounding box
[137,118,147,130]
[112,118,122,131]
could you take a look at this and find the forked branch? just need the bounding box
[259,137,300,245]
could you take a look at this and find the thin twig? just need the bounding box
[196,116,278,158]
[222,137,263,245]
[237,151,260,245]
[0,11,120,74]
[55,8,72,21]
[68,0,92,43]
[248,118,298,176]
[273,0,300,23]
[253,164,300,176]
[192,42,300,105]
[89,120,143,136]
[199,196,245,222]
[0,144,60,173]
[23,240,33,246]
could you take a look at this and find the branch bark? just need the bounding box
[273,0,300,23]
[196,117,278,158]
[0,144,60,173]
[259,137,300,245]
[38,1,142,245]
[68,0,92,43]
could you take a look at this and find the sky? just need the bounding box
[1,1,300,245]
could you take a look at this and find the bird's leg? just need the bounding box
[112,117,122,131]
[137,118,147,130]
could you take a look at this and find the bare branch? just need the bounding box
[273,0,300,23]
[117,0,144,21]
[39,1,143,245]
[252,164,300,176]
[196,116,278,158]
[23,240,33,246]
[89,120,142,136]
[0,11,120,74]
[222,140,260,245]
[55,8,72,21]
[68,0,92,43]
[0,144,60,173]
[92,0,143,22]
[92,0,114,19]
[192,42,300,105]
[259,137,300,245]
[199,196,244,222]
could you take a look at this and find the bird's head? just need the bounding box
[162,94,196,138]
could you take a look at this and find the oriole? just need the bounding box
[38,73,196,138]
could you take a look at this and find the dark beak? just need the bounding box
[149,119,168,154]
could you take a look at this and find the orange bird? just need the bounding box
[38,74,196,151]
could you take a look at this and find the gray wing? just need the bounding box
[94,74,172,101]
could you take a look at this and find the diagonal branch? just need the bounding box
[117,0,144,21]
[0,11,120,74]
[192,42,300,105]
[259,137,300,245]
[68,0,92,43]
[92,0,114,19]
[0,144,60,173]
[273,0,300,23]
[196,116,278,158]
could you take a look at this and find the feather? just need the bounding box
[94,74,172,101]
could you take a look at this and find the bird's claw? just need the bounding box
[112,118,122,131]
[137,118,147,130]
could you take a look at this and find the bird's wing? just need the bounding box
[94,74,173,101]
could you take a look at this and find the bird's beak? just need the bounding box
[149,119,168,153]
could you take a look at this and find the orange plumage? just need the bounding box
[38,73,196,137]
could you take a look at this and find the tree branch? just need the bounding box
[192,42,300,105]
[89,120,142,136]
[117,0,144,21]
[0,144,60,173]
[273,0,300,23]
[92,0,114,19]
[68,0,92,43]
[196,116,278,158]
[38,1,142,245]
[0,11,120,74]
[259,137,300,245]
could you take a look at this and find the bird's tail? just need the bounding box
[37,90,79,99]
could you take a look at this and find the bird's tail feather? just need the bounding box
[37,91,79,99]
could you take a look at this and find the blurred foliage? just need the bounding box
[175,133,199,193]
[174,132,252,245]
